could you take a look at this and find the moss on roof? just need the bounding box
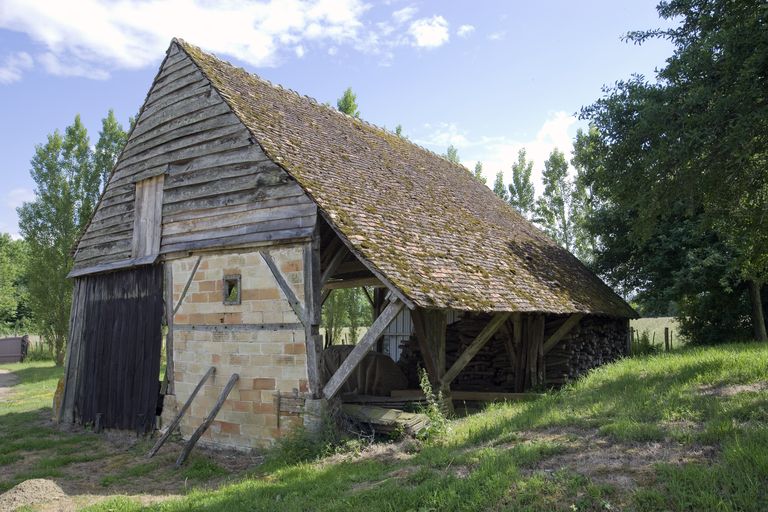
[175,39,636,317]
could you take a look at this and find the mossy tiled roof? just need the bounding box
[176,40,635,317]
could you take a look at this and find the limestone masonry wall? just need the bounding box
[168,246,308,449]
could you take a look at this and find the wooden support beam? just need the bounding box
[260,250,305,325]
[320,288,332,306]
[303,228,322,396]
[323,299,405,399]
[320,246,347,286]
[173,255,201,315]
[441,312,511,387]
[148,366,215,458]
[411,309,439,383]
[361,287,374,308]
[542,313,583,355]
[318,211,415,309]
[322,277,383,290]
[175,373,239,467]
[164,263,175,394]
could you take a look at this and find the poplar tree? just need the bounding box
[444,145,460,164]
[507,149,535,218]
[336,87,360,117]
[17,113,127,364]
[472,162,486,185]
[535,149,574,251]
[493,171,509,201]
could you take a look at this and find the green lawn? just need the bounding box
[0,361,232,509]
[79,343,768,512]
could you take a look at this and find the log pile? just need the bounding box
[398,314,628,391]
[398,316,514,391]
[545,316,628,385]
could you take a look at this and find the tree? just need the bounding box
[581,0,768,341]
[472,161,486,185]
[570,128,601,264]
[395,124,407,138]
[94,110,128,190]
[444,145,460,164]
[492,171,508,201]
[0,235,29,334]
[535,149,575,251]
[336,87,360,117]
[507,149,535,218]
[17,114,127,364]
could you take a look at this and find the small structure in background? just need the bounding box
[57,39,636,452]
[0,335,29,363]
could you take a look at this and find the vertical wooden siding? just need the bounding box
[64,266,164,433]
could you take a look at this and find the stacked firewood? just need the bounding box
[398,314,628,391]
[398,316,515,391]
[544,317,627,384]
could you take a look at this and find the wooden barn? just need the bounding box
[58,39,636,450]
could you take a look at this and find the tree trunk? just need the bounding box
[55,335,65,366]
[748,280,767,342]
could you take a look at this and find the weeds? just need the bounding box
[417,367,449,442]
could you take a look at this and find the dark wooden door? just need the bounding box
[68,265,163,433]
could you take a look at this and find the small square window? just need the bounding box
[223,275,241,305]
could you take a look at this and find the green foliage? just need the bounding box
[394,124,407,139]
[443,144,460,164]
[321,288,373,346]
[492,170,508,201]
[507,149,535,218]
[17,113,127,364]
[416,367,449,442]
[535,148,579,253]
[580,0,768,340]
[0,234,30,333]
[630,329,660,356]
[336,87,360,117]
[472,161,486,185]
[94,109,128,190]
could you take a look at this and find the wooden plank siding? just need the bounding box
[72,44,315,275]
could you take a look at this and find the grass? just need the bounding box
[72,342,768,512]
[631,316,680,348]
[2,344,766,511]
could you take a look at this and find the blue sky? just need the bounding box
[0,0,673,238]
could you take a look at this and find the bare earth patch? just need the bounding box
[0,415,264,511]
[698,381,768,397]
[518,427,716,491]
[319,438,420,468]
[0,479,68,511]
[0,369,19,402]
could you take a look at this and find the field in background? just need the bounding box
[631,317,680,348]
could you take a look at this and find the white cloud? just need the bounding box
[392,6,417,24]
[488,31,506,41]
[0,51,33,84]
[408,15,449,48]
[0,0,461,77]
[4,188,34,210]
[416,112,580,193]
[457,24,475,38]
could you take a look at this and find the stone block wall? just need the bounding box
[168,246,309,449]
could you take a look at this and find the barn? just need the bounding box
[58,39,636,450]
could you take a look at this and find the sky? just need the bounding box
[0,0,674,238]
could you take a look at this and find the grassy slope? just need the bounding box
[82,343,768,512]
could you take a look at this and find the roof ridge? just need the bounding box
[172,38,473,174]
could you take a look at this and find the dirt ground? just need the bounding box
[0,369,19,401]
[0,369,264,512]
[517,426,716,491]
